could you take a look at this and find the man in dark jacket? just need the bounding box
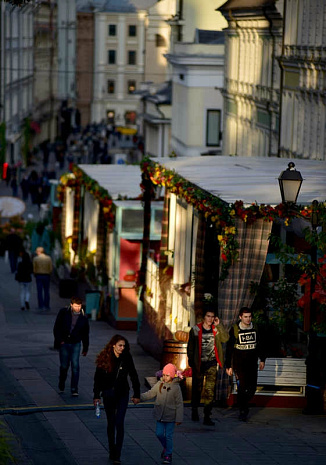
[187,307,229,426]
[225,307,266,421]
[53,296,89,396]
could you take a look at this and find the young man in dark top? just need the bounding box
[53,296,89,396]
[187,308,228,426]
[225,307,266,421]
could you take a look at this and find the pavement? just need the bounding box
[1,156,326,465]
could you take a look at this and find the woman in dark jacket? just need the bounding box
[93,335,140,464]
[16,251,33,310]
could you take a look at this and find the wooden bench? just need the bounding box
[232,357,306,400]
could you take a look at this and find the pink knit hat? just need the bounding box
[163,363,176,378]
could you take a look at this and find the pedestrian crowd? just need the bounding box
[48,293,266,465]
[4,225,53,311]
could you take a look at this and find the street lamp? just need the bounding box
[278,162,303,204]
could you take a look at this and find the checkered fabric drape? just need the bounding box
[194,213,206,322]
[72,185,81,253]
[216,217,272,400]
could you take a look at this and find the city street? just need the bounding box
[0,241,325,464]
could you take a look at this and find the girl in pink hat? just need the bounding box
[133,363,183,464]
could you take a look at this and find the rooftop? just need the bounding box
[152,156,326,206]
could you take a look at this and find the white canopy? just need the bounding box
[153,156,326,206]
[78,164,142,200]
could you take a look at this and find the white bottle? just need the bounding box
[95,401,100,418]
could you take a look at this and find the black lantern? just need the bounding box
[278,162,303,204]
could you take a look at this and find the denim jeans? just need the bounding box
[156,421,175,456]
[19,282,31,307]
[59,342,81,391]
[9,251,18,273]
[35,274,50,309]
[103,393,129,459]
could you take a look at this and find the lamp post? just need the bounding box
[278,164,324,413]
[278,162,303,204]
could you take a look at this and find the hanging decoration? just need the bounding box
[140,157,326,280]
[57,166,116,230]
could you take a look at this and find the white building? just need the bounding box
[144,0,176,84]
[165,0,227,157]
[0,0,34,165]
[91,0,155,125]
[279,0,326,160]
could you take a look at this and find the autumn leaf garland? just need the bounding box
[141,157,326,280]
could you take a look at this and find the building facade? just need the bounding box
[278,0,326,160]
[57,0,76,103]
[144,0,176,84]
[165,0,227,157]
[33,0,59,145]
[91,4,147,125]
[219,0,283,158]
[0,0,34,166]
[76,11,94,127]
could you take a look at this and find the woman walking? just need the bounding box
[93,335,140,464]
[15,251,33,310]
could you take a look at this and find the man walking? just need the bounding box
[225,307,266,421]
[53,296,89,396]
[187,307,229,426]
[32,246,52,310]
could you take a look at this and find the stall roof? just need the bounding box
[78,164,142,200]
[152,156,326,206]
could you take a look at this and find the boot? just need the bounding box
[203,405,215,426]
[191,408,199,421]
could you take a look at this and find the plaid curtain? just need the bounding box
[72,185,81,253]
[216,217,272,400]
[194,213,206,322]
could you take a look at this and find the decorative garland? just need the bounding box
[57,166,116,230]
[141,157,326,280]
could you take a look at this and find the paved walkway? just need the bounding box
[1,159,326,465]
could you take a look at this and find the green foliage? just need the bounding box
[250,277,301,356]
[0,421,16,464]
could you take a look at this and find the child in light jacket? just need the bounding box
[139,363,183,464]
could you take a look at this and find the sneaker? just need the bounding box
[113,459,121,464]
[58,382,65,393]
[203,417,215,426]
[71,389,79,397]
[25,301,30,310]
[163,455,172,464]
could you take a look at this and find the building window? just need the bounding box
[155,34,166,47]
[107,80,115,94]
[125,111,136,124]
[128,80,136,94]
[128,51,136,65]
[108,50,116,64]
[108,24,116,36]
[107,110,115,123]
[129,25,137,37]
[206,109,221,146]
